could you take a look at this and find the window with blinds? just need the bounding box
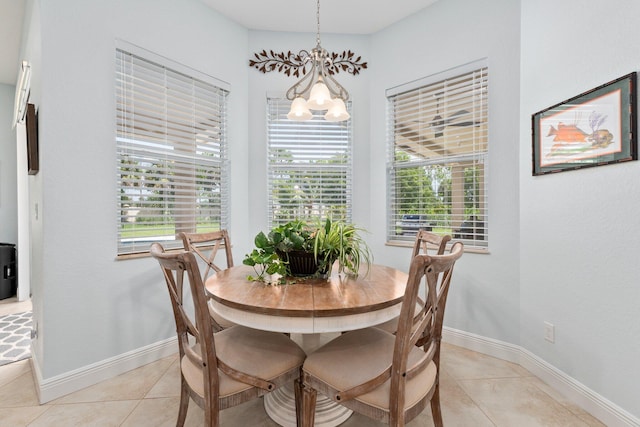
[116,45,229,255]
[267,98,352,228]
[387,60,488,249]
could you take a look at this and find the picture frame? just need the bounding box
[25,103,39,175]
[532,72,637,176]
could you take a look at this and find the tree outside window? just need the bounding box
[387,62,488,248]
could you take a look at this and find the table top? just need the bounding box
[205,264,409,334]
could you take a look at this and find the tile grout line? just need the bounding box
[118,398,145,427]
[449,374,499,427]
[142,356,178,400]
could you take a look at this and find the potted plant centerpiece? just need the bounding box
[243,218,372,284]
[312,218,372,276]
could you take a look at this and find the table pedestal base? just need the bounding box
[264,383,352,427]
[264,333,352,427]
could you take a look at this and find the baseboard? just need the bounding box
[443,325,522,364]
[443,327,640,427]
[31,337,177,404]
[28,328,639,426]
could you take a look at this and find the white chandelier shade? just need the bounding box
[286,96,313,120]
[324,98,350,122]
[306,76,332,110]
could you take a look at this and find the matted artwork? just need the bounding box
[532,72,637,175]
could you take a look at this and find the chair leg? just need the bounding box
[430,384,443,427]
[294,378,303,427]
[177,378,190,426]
[301,382,318,427]
[205,387,221,427]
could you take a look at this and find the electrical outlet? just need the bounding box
[544,321,555,343]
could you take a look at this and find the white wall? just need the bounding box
[520,0,640,416]
[32,0,249,379]
[0,84,17,245]
[369,0,522,344]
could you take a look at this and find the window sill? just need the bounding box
[115,246,186,261]
[385,240,490,254]
[116,252,152,261]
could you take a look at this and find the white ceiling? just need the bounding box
[0,0,438,85]
[199,0,438,34]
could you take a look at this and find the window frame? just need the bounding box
[266,96,353,228]
[386,59,489,250]
[115,41,230,256]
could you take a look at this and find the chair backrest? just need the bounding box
[180,230,234,281]
[390,242,463,423]
[411,229,451,258]
[411,230,452,330]
[150,243,220,401]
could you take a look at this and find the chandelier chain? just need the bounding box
[316,0,321,46]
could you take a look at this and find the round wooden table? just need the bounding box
[205,264,408,427]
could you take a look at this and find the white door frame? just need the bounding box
[16,122,31,301]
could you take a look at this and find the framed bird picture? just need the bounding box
[532,72,637,175]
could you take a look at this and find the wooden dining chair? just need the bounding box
[411,229,451,258]
[150,243,306,427]
[297,242,464,427]
[375,230,452,335]
[180,230,235,331]
[180,230,234,280]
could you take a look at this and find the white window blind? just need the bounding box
[116,46,229,255]
[267,98,352,228]
[387,60,488,249]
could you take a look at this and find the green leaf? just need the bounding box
[290,233,305,248]
[243,257,256,266]
[255,231,269,248]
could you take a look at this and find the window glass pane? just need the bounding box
[116,47,229,255]
[387,62,488,249]
[267,98,352,227]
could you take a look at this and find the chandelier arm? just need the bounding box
[286,72,316,101]
[322,71,349,101]
[286,55,319,101]
[314,47,348,101]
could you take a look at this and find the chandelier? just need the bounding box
[286,0,350,122]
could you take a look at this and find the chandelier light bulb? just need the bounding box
[287,96,313,120]
[306,77,332,110]
[324,98,350,122]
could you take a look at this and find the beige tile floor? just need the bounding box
[0,296,32,317]
[0,298,606,426]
